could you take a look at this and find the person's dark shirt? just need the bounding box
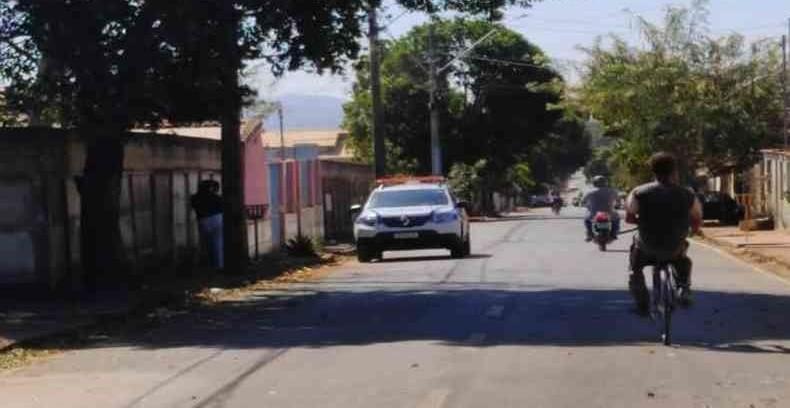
[628,181,695,255]
[191,192,222,219]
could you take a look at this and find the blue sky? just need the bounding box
[252,0,789,100]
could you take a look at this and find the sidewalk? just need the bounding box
[0,251,347,354]
[0,293,133,351]
[701,225,790,275]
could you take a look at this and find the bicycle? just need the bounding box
[651,261,678,346]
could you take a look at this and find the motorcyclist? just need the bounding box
[550,189,563,211]
[581,175,620,241]
[625,152,703,314]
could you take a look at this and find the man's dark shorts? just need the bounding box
[628,237,692,307]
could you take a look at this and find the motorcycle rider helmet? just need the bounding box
[592,175,607,188]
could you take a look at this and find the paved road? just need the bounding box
[3,208,790,408]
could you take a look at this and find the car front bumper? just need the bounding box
[356,231,462,250]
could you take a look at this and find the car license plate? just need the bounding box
[394,232,419,239]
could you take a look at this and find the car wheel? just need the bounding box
[463,236,471,256]
[357,245,375,263]
[451,240,466,259]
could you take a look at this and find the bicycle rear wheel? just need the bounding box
[661,266,675,346]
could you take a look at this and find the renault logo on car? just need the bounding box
[400,214,411,226]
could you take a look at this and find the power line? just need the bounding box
[507,24,631,36]
[464,55,551,69]
[380,8,411,31]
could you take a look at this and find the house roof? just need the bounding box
[132,117,264,142]
[261,129,347,148]
[132,121,352,157]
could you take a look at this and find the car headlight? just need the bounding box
[433,210,459,224]
[356,213,378,227]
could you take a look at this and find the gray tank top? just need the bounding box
[633,182,695,256]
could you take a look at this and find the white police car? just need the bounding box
[351,178,471,262]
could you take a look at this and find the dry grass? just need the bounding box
[0,347,61,371]
[192,253,350,304]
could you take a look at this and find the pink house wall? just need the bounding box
[244,131,269,206]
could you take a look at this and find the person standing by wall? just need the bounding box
[191,180,224,269]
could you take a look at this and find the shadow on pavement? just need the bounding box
[105,286,790,355]
[379,254,493,263]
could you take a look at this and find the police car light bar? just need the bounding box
[376,175,446,186]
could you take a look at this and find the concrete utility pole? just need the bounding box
[278,104,286,163]
[368,5,386,178]
[428,22,442,176]
[427,24,499,176]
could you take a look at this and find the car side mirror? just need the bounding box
[456,201,469,210]
[349,204,362,216]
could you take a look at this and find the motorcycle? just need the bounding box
[551,198,563,215]
[592,211,616,251]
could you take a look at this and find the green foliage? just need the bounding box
[448,159,487,205]
[344,18,583,186]
[0,89,22,127]
[578,0,783,189]
[583,148,613,182]
[506,162,536,193]
[284,235,320,258]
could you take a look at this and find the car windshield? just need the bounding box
[368,189,449,208]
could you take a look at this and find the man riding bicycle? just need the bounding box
[625,152,703,315]
[582,175,620,242]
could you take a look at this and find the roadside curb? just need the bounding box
[692,235,790,285]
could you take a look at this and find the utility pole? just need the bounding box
[426,24,498,176]
[783,33,788,150]
[278,104,286,164]
[277,104,287,244]
[428,21,442,176]
[368,5,386,178]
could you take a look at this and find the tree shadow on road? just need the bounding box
[114,286,790,355]
[378,254,493,263]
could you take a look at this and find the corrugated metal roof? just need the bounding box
[262,129,346,148]
[132,118,265,142]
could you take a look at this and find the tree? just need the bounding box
[345,18,590,211]
[578,0,783,189]
[1,1,541,286]
[345,19,566,173]
[447,159,487,213]
[1,1,371,285]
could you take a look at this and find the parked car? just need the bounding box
[350,177,471,262]
[529,194,553,207]
[697,191,744,225]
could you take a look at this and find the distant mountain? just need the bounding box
[267,94,346,131]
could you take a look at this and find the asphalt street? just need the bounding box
[3,207,790,407]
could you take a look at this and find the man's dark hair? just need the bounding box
[198,180,220,194]
[649,152,677,182]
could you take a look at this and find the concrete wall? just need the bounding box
[320,160,375,242]
[0,127,327,288]
[63,131,222,285]
[0,129,68,286]
[244,132,269,206]
[762,151,790,230]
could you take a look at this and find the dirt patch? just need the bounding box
[192,254,352,304]
[696,236,790,282]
